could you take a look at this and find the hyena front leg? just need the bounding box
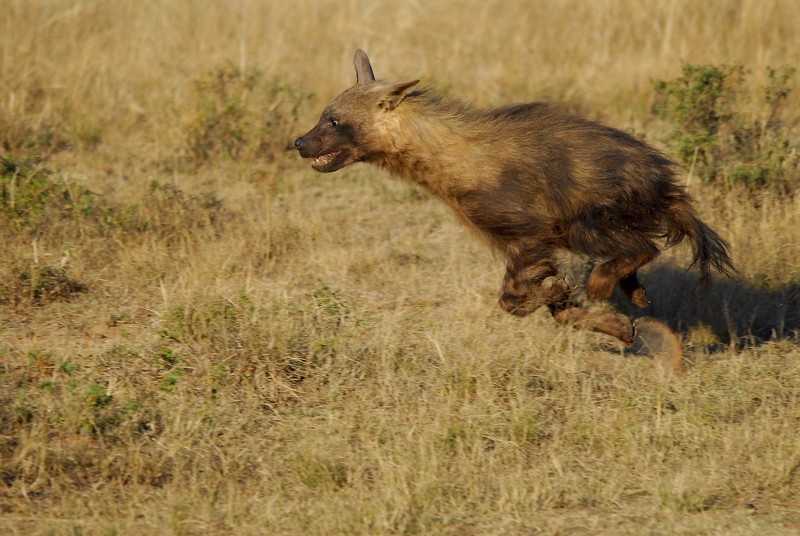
[499,246,634,345]
[552,306,635,345]
[498,249,574,317]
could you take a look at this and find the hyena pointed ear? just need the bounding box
[378,80,420,111]
[354,49,375,84]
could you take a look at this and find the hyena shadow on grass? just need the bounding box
[609,262,800,351]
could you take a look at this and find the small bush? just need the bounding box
[138,180,228,239]
[0,77,104,162]
[0,158,88,232]
[653,64,798,193]
[0,95,70,162]
[185,62,312,165]
[0,158,143,236]
[0,158,230,248]
[0,259,87,306]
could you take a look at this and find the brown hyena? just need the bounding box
[295,50,733,345]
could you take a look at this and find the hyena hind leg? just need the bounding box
[619,271,649,308]
[586,249,658,308]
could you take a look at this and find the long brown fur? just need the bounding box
[295,50,734,344]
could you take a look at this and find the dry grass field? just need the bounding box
[2,1,800,534]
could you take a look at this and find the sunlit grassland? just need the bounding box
[1,1,799,534]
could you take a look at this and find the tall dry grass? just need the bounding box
[1,1,799,534]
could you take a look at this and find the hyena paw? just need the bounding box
[554,306,634,345]
[630,287,650,308]
[540,274,576,302]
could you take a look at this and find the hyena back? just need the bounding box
[295,50,733,345]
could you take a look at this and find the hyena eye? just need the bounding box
[329,118,339,127]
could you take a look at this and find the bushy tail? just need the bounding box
[667,201,735,285]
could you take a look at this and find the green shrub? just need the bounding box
[0,157,144,235]
[0,159,228,246]
[1,158,82,231]
[185,62,312,165]
[653,64,798,193]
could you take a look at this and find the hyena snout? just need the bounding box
[294,123,329,158]
[293,131,320,159]
[294,127,357,173]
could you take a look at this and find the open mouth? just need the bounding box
[308,149,350,172]
[312,150,343,168]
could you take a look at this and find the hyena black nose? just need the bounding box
[294,137,304,150]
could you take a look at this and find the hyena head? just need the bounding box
[294,50,419,173]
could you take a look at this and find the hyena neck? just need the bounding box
[370,97,482,200]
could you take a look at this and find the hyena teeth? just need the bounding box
[314,151,341,166]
